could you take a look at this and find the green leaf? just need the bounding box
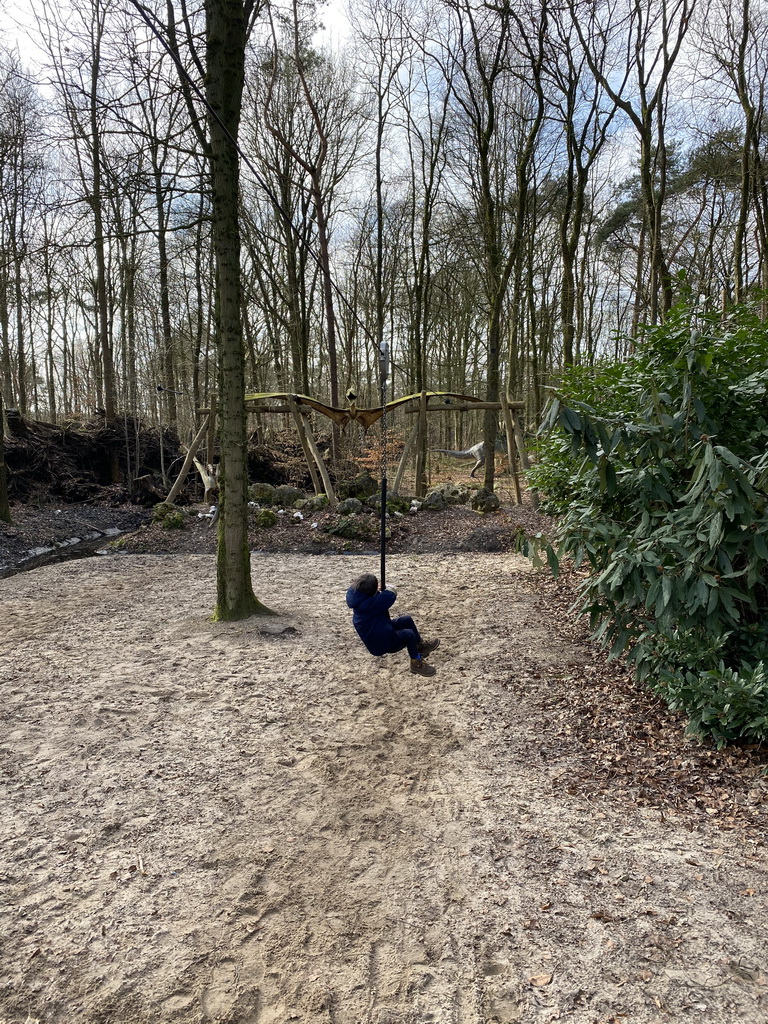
[546,545,560,577]
[561,406,582,434]
[755,533,768,560]
[708,512,723,549]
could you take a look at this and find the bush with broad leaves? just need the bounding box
[522,302,768,747]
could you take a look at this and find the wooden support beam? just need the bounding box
[288,397,323,496]
[243,399,524,415]
[301,415,337,505]
[509,403,539,509]
[500,392,522,504]
[403,401,523,413]
[391,417,420,497]
[165,414,210,505]
[244,402,309,414]
[192,458,219,505]
[414,390,428,498]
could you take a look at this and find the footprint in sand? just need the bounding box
[199,957,239,1019]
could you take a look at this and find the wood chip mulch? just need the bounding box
[515,565,768,841]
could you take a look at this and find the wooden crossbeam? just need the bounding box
[403,401,524,413]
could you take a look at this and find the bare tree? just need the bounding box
[37,0,120,417]
[545,7,619,365]
[205,0,274,618]
[570,0,697,324]
[0,58,44,413]
[439,0,547,488]
[696,0,768,302]
[261,1,364,454]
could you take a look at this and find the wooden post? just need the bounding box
[403,401,511,413]
[301,415,337,505]
[207,391,218,466]
[165,414,210,505]
[510,406,539,509]
[500,392,522,504]
[288,397,323,496]
[413,390,428,497]
[193,458,219,504]
[391,417,420,496]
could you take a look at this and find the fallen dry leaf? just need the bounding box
[529,973,553,988]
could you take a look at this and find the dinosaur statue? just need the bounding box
[244,389,484,431]
[431,439,508,478]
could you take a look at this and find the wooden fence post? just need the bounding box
[391,418,420,497]
[288,398,323,496]
[500,392,522,504]
[510,405,539,509]
[414,390,428,497]
[165,414,210,505]
[300,413,337,506]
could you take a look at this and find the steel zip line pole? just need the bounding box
[378,341,389,590]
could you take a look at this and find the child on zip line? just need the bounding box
[346,573,440,677]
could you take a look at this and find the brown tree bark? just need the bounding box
[88,3,117,420]
[0,388,11,524]
[206,0,273,619]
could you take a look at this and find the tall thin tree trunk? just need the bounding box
[0,388,10,523]
[0,269,12,408]
[206,0,273,619]
[90,18,116,420]
[13,254,27,414]
[153,159,177,427]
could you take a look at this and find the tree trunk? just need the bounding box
[13,252,27,415]
[153,157,178,427]
[0,267,12,408]
[0,388,11,524]
[206,0,274,620]
[89,13,117,421]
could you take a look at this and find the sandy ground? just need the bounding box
[2,551,768,1024]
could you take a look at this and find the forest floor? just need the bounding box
[2,489,768,1024]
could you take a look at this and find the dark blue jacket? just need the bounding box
[346,586,398,656]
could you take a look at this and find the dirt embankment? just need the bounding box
[1,550,767,1024]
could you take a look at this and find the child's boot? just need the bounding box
[410,657,436,677]
[418,638,440,657]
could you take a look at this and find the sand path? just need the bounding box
[1,552,767,1023]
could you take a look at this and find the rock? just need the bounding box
[254,508,279,529]
[336,497,364,514]
[249,481,276,505]
[366,493,411,515]
[324,515,378,540]
[336,470,379,501]
[160,510,186,530]
[470,488,500,514]
[152,502,184,526]
[304,493,330,512]
[422,489,447,511]
[434,481,470,505]
[273,484,305,507]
